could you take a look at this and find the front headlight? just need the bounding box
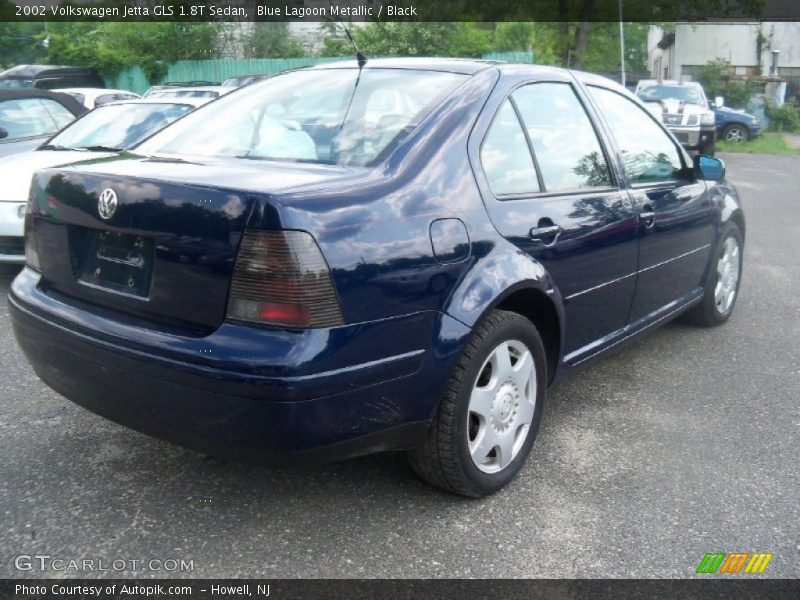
[686,115,698,126]
[700,112,715,126]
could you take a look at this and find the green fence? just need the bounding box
[109,52,535,94]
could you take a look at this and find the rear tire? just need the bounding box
[686,223,743,326]
[408,310,547,497]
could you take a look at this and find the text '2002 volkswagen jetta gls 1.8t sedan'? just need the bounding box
[10,59,744,497]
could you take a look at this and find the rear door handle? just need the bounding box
[530,224,562,247]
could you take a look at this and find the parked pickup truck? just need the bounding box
[636,79,717,155]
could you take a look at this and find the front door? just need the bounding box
[586,85,715,322]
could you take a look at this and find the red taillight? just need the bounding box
[226,230,344,329]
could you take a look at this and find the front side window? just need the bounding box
[480,99,541,196]
[588,86,684,185]
[0,98,73,140]
[138,68,466,167]
[512,83,612,192]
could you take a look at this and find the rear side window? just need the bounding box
[0,98,74,140]
[480,99,541,196]
[588,86,683,184]
[512,83,612,192]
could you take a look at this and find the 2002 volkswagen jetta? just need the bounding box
[10,59,744,496]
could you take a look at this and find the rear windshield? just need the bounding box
[138,68,467,167]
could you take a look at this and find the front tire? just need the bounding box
[699,136,716,156]
[721,123,749,144]
[408,310,547,497]
[687,223,743,326]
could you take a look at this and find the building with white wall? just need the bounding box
[648,22,800,81]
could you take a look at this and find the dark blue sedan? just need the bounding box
[9,59,744,497]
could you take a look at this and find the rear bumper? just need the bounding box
[10,268,470,464]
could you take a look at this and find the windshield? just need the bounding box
[637,85,705,106]
[0,79,34,88]
[149,89,219,99]
[47,102,193,150]
[138,68,467,167]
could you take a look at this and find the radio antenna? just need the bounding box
[338,17,367,68]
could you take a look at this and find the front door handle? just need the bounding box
[639,205,656,230]
[530,223,562,247]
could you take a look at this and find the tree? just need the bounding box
[43,21,220,82]
[324,22,493,58]
[244,23,306,58]
[0,22,48,68]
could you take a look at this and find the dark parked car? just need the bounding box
[0,65,105,90]
[0,88,86,159]
[10,59,744,497]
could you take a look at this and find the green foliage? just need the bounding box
[696,58,758,108]
[244,23,306,59]
[765,104,800,133]
[346,22,493,58]
[0,22,48,68]
[41,21,219,82]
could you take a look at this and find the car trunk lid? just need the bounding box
[28,155,354,333]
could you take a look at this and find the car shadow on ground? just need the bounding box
[0,258,719,509]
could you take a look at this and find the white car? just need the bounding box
[59,88,141,109]
[143,86,228,100]
[0,98,206,263]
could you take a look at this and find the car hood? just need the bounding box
[0,149,115,202]
[713,105,756,120]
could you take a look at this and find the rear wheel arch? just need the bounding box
[490,286,562,384]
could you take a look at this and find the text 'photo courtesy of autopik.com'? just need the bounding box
[1,0,800,598]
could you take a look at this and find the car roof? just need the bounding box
[308,58,626,86]
[0,65,99,79]
[149,86,223,93]
[106,97,209,108]
[638,79,702,88]
[310,57,502,75]
[59,87,138,95]
[0,88,87,114]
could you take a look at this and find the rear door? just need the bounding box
[585,85,715,322]
[475,78,639,358]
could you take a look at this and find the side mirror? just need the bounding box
[714,96,724,108]
[0,127,8,140]
[694,155,725,182]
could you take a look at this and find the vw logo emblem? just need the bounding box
[98,188,118,220]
